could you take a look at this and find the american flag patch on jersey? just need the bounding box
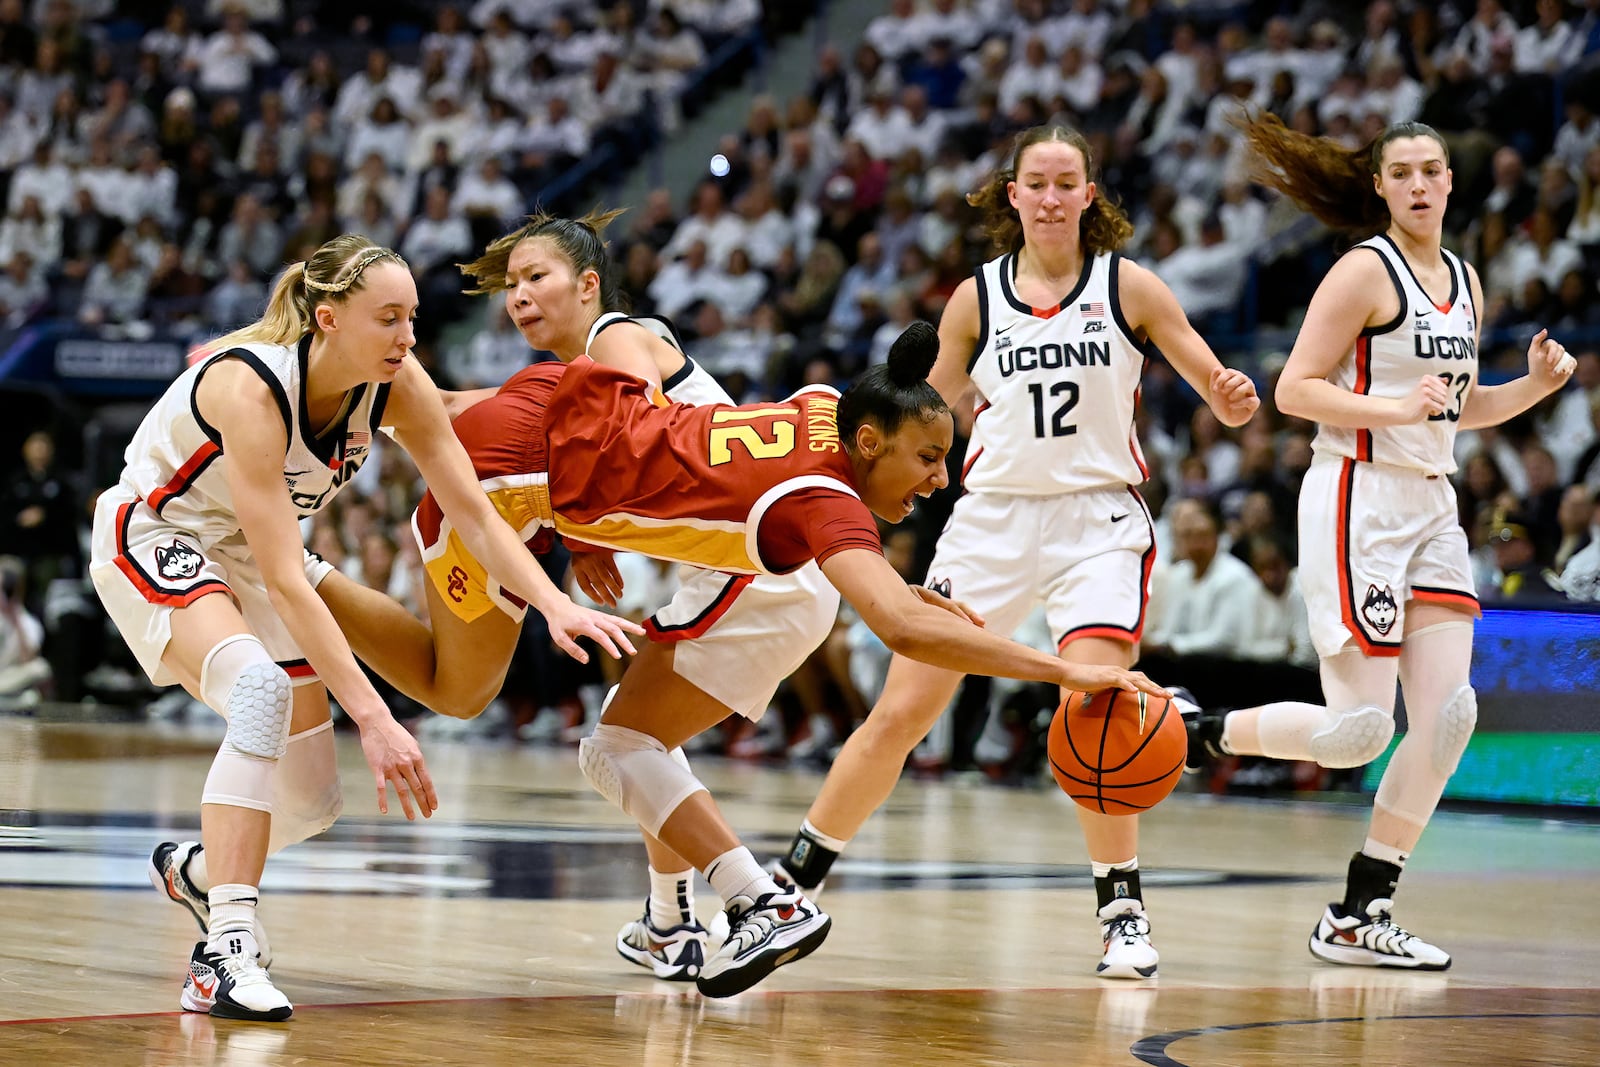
[348,431,370,447]
[1079,302,1105,317]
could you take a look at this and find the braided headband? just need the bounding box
[303,247,401,294]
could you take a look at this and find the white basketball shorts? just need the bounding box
[924,487,1155,651]
[89,486,319,688]
[645,560,840,720]
[1299,455,1479,659]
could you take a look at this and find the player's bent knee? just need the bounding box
[223,663,293,760]
[578,724,707,838]
[1308,705,1395,768]
[1432,685,1477,777]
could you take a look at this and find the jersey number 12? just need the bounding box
[1029,382,1079,438]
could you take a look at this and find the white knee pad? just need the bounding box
[200,634,292,760]
[1431,685,1477,778]
[268,721,343,855]
[578,724,708,838]
[1308,705,1396,768]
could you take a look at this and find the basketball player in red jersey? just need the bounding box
[311,210,844,982]
[768,124,1259,980]
[1187,117,1576,969]
[389,315,1168,997]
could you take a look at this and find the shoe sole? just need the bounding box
[616,939,700,981]
[1096,960,1159,979]
[148,846,208,933]
[1307,931,1451,971]
[696,916,831,999]
[209,999,294,1022]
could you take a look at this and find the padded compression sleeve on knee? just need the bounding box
[268,721,343,854]
[200,634,292,759]
[1431,685,1477,777]
[579,724,708,838]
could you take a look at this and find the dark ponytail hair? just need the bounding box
[1234,112,1450,235]
[459,206,630,311]
[968,124,1134,255]
[838,320,949,448]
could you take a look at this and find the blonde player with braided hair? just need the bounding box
[1185,116,1577,969]
[91,234,640,1021]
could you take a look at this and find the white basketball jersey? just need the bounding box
[589,310,733,406]
[1313,235,1477,476]
[117,337,388,547]
[963,251,1150,495]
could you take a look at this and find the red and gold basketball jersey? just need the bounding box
[416,358,872,613]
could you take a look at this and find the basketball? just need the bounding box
[1047,690,1186,815]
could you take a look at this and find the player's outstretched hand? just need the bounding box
[910,583,986,627]
[1208,366,1260,427]
[360,715,437,820]
[571,549,625,607]
[544,596,644,664]
[1527,328,1576,393]
[1059,663,1170,700]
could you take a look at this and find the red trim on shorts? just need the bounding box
[146,441,221,514]
[1057,624,1138,649]
[644,573,755,642]
[110,502,231,607]
[1410,586,1482,616]
[1334,460,1400,657]
[1354,337,1373,462]
[279,659,317,679]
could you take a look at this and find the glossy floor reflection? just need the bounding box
[2,719,1597,1066]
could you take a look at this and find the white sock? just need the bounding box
[1362,838,1409,868]
[1091,856,1137,878]
[800,818,849,853]
[704,846,774,905]
[207,883,260,944]
[648,866,695,928]
[185,843,211,894]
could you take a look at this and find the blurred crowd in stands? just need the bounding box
[2,0,1600,792]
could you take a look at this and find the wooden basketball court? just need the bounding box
[2,717,1597,1065]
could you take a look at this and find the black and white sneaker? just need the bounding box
[1309,899,1451,970]
[1172,688,1226,773]
[148,841,272,968]
[1097,898,1159,978]
[696,888,830,998]
[180,933,293,1021]
[616,902,709,981]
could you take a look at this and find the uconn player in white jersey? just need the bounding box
[770,125,1259,979]
[93,236,638,1022]
[1188,119,1575,969]
[310,211,838,987]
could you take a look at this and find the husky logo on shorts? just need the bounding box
[927,577,952,599]
[1361,584,1398,636]
[154,540,204,581]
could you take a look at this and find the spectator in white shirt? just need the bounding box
[1516,0,1576,75]
[1555,100,1600,184]
[423,4,478,83]
[79,235,151,326]
[520,94,591,171]
[1360,55,1425,125]
[635,8,705,134]
[661,180,744,267]
[998,36,1057,117]
[237,91,302,173]
[451,156,523,228]
[192,7,276,97]
[648,238,716,320]
[572,50,643,131]
[1149,216,1246,324]
[846,86,913,162]
[1239,537,1316,668]
[1502,208,1585,295]
[215,193,284,280]
[0,250,45,325]
[335,49,422,128]
[864,0,921,63]
[15,39,73,126]
[337,152,410,228]
[140,5,201,71]
[444,302,534,388]
[1146,499,1263,659]
[1054,0,1113,59]
[343,96,413,173]
[1449,0,1519,74]
[0,195,59,271]
[400,184,473,276]
[408,86,477,171]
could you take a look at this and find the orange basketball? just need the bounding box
[1047,689,1185,814]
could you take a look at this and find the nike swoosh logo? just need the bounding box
[995,324,1014,336]
[1110,513,1129,523]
